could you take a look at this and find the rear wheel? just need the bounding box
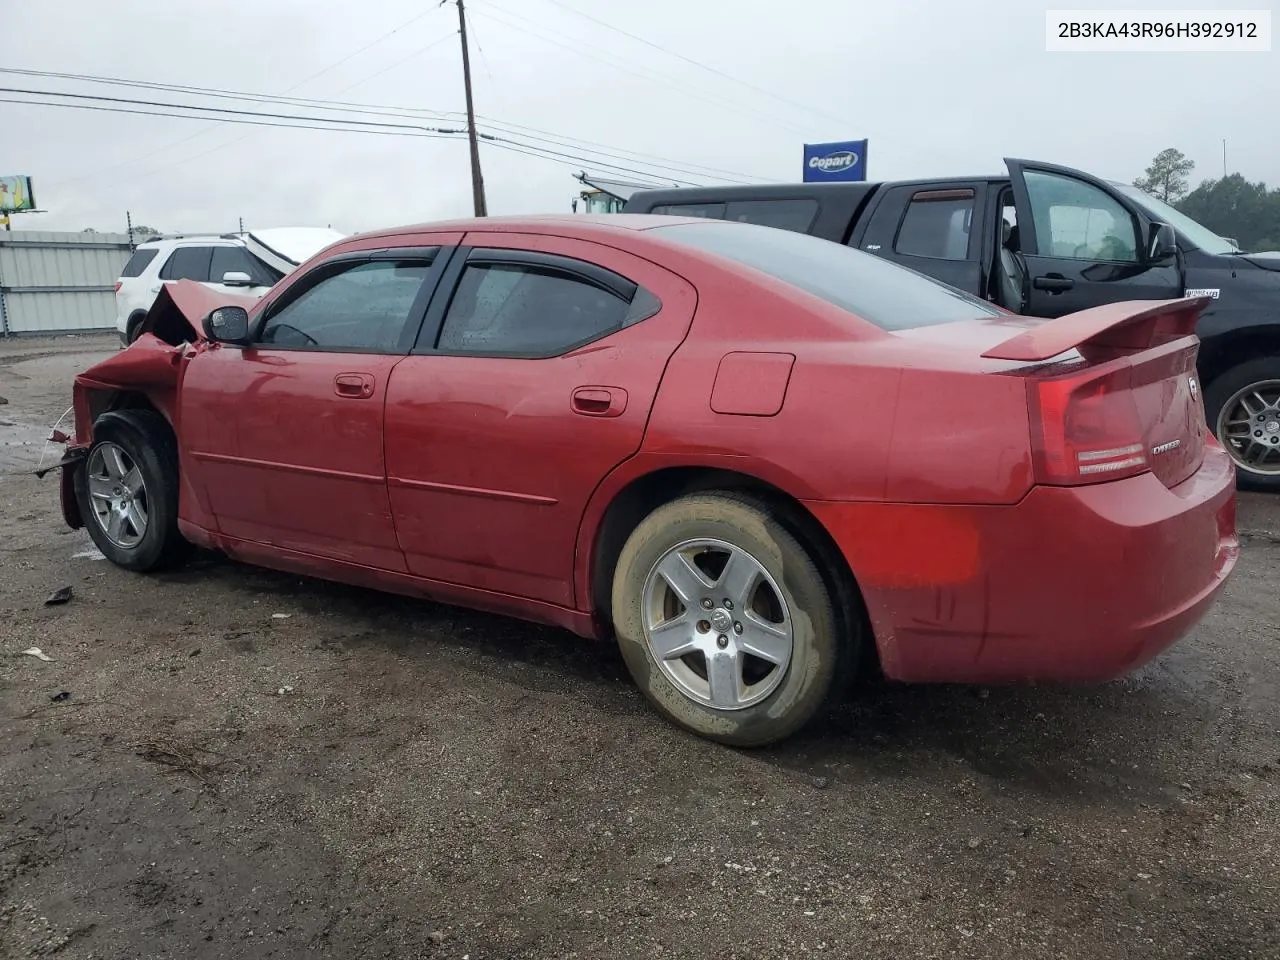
[125,312,147,344]
[1205,356,1280,492]
[74,409,190,571]
[611,493,843,747]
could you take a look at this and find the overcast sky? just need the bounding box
[3,0,1278,235]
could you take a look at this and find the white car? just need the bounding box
[114,227,346,345]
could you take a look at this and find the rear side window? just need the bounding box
[159,246,214,282]
[895,192,974,260]
[724,199,819,233]
[119,248,159,278]
[436,255,657,357]
[652,220,1001,331]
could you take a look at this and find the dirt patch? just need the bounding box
[2,336,1279,959]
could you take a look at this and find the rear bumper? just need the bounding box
[805,445,1239,684]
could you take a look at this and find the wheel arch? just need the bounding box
[580,461,878,677]
[1198,324,1280,389]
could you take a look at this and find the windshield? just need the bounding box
[649,220,1002,331]
[1113,183,1239,255]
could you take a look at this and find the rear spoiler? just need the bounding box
[981,296,1210,362]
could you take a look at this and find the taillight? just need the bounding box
[1027,364,1148,485]
[113,281,122,293]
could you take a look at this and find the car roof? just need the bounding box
[625,177,1007,205]
[352,213,707,243]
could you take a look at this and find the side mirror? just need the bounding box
[203,305,251,345]
[221,270,253,287]
[1147,222,1178,262]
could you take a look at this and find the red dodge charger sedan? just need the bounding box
[53,214,1239,746]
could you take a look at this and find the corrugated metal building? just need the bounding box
[0,231,132,335]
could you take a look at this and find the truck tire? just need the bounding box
[1204,356,1280,492]
[610,492,844,747]
[73,409,191,571]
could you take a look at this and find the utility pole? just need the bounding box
[452,0,487,216]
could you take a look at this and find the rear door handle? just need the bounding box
[572,386,628,418]
[1033,275,1075,292]
[334,373,375,399]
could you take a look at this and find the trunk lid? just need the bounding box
[898,297,1212,489]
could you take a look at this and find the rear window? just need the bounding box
[650,220,1002,331]
[724,199,819,233]
[119,248,159,278]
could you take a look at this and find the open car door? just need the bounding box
[1004,158,1184,318]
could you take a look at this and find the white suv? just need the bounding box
[114,227,346,345]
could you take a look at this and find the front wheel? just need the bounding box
[73,409,190,571]
[610,493,844,748]
[1204,357,1280,492]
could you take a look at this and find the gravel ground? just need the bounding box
[2,335,1278,960]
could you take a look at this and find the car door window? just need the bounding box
[258,258,433,352]
[211,246,282,286]
[895,193,974,260]
[436,256,657,357]
[159,246,214,281]
[1023,171,1140,262]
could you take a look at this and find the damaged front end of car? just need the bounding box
[37,280,258,530]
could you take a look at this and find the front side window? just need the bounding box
[437,257,655,356]
[159,246,214,282]
[211,246,283,286]
[1024,171,1140,262]
[258,258,432,352]
[895,194,974,260]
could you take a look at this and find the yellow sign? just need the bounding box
[0,176,36,213]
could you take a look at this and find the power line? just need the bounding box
[0,69,758,183]
[0,94,701,186]
[26,9,450,189]
[467,4,816,138]
[529,0,852,130]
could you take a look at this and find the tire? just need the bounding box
[611,492,844,748]
[125,312,147,345]
[1203,356,1280,493]
[73,409,190,571]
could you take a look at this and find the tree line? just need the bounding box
[1135,147,1280,252]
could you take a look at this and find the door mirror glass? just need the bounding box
[221,270,253,287]
[1147,222,1178,262]
[204,305,250,344]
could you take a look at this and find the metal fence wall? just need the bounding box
[0,231,132,335]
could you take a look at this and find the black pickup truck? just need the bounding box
[626,158,1280,491]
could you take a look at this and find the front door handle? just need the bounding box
[1033,275,1075,292]
[572,385,628,418]
[334,373,375,399]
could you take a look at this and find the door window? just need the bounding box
[258,258,433,352]
[895,193,974,260]
[211,246,283,286]
[436,257,656,357]
[1023,171,1140,262]
[159,246,215,281]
